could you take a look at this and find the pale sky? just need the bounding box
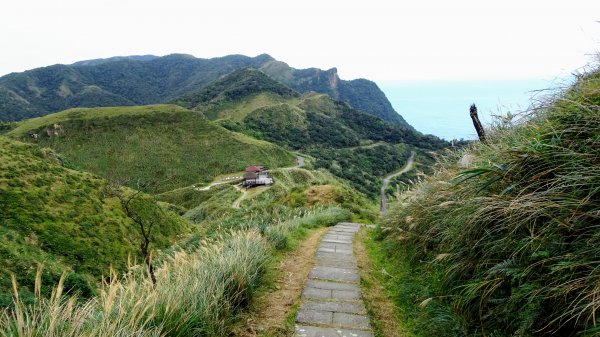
[1,0,599,82]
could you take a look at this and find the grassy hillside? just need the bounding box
[7,104,295,193]
[0,137,365,337]
[156,165,376,227]
[179,81,446,197]
[377,69,600,336]
[0,136,189,306]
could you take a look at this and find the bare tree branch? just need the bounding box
[470,104,486,142]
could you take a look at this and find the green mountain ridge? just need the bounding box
[0,53,409,127]
[7,104,295,193]
[258,59,410,127]
[171,68,300,111]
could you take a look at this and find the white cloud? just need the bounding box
[1,0,598,81]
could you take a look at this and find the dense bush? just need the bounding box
[310,144,413,197]
[379,69,600,336]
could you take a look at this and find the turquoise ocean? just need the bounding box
[380,79,564,140]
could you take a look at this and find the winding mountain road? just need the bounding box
[194,155,307,209]
[380,151,415,213]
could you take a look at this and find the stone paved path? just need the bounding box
[295,223,373,337]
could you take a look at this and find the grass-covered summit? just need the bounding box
[378,68,600,336]
[172,68,299,110]
[7,104,295,193]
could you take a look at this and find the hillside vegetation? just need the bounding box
[0,53,407,126]
[259,59,410,126]
[0,136,189,306]
[177,71,445,196]
[7,104,295,193]
[378,69,600,336]
[0,138,362,337]
[172,68,299,111]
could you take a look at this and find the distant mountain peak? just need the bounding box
[254,53,276,62]
[173,67,299,109]
[71,55,159,66]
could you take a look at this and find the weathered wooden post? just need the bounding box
[469,104,486,142]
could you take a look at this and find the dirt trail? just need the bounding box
[232,184,247,209]
[195,181,226,191]
[233,228,328,336]
[296,155,305,168]
[340,141,386,151]
[380,152,415,213]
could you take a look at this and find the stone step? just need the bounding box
[295,325,374,337]
[305,279,359,291]
[296,310,371,330]
[295,223,373,336]
[302,286,362,301]
[308,266,360,283]
[299,300,366,315]
[316,251,355,261]
[315,258,357,270]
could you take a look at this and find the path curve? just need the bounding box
[231,184,246,209]
[296,155,305,168]
[380,151,415,213]
[195,181,227,191]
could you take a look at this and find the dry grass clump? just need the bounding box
[380,68,600,336]
[0,230,269,337]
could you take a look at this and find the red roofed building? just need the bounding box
[245,165,264,173]
[242,165,273,188]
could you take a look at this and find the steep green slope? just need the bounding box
[0,136,189,305]
[259,59,410,127]
[378,69,600,336]
[177,75,446,196]
[0,53,408,128]
[172,68,299,110]
[7,104,295,193]
[0,158,361,336]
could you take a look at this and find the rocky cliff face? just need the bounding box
[259,61,410,127]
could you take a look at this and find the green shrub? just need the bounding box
[63,273,96,299]
[265,225,289,250]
